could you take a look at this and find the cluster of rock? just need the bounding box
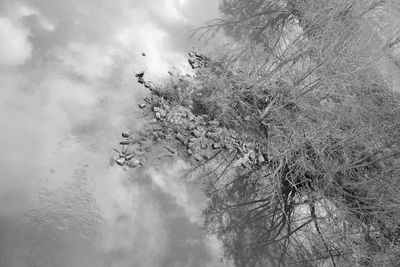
[110,130,147,168]
[112,51,267,170]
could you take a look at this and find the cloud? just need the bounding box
[0,0,223,266]
[0,17,32,66]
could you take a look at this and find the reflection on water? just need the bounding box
[0,150,221,267]
[0,0,226,266]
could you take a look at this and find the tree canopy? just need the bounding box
[117,0,400,266]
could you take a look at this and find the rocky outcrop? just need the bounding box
[113,51,268,170]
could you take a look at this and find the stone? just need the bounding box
[208,120,220,127]
[200,142,208,149]
[191,129,202,138]
[116,158,125,166]
[187,113,195,121]
[135,72,144,78]
[122,145,128,154]
[187,149,193,156]
[258,154,265,164]
[164,145,176,154]
[124,145,136,155]
[155,112,161,120]
[157,132,166,139]
[188,138,197,143]
[187,123,195,130]
[168,71,173,76]
[237,147,244,157]
[212,143,221,149]
[194,154,203,161]
[188,58,196,69]
[248,150,256,161]
[122,131,133,138]
[138,103,146,109]
[176,132,185,144]
[138,77,145,84]
[125,154,135,160]
[120,140,131,145]
[126,158,141,168]
[152,95,160,106]
[187,142,195,149]
[223,143,233,150]
[142,52,146,56]
[153,107,166,117]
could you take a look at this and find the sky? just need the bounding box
[0,0,231,266]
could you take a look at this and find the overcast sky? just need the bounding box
[0,1,232,266]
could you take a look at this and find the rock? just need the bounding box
[138,103,146,109]
[125,154,135,160]
[157,132,166,139]
[208,120,220,127]
[188,138,197,143]
[248,150,256,161]
[191,129,202,138]
[212,143,221,149]
[194,154,203,161]
[124,145,136,155]
[138,77,145,84]
[155,112,161,120]
[116,158,125,166]
[122,145,128,154]
[122,130,133,138]
[188,58,196,69]
[187,142,195,149]
[195,52,205,59]
[189,51,195,57]
[164,145,176,154]
[152,95,160,106]
[196,126,205,132]
[120,140,131,145]
[142,52,146,56]
[237,147,244,157]
[187,149,193,156]
[153,107,166,117]
[200,142,208,149]
[187,123,195,130]
[258,154,265,164]
[176,132,185,144]
[168,71,173,76]
[135,72,144,78]
[126,158,141,168]
[187,113,195,121]
[223,143,233,150]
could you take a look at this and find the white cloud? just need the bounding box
[147,160,204,223]
[0,17,32,66]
